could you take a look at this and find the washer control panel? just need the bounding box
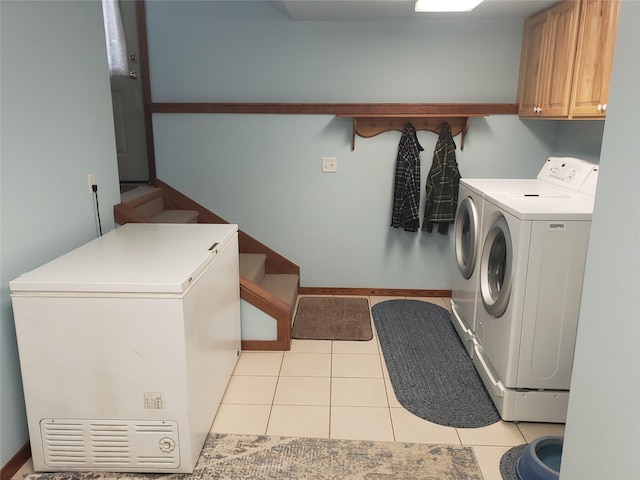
[537,157,597,191]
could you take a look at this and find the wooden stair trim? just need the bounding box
[154,179,300,276]
[241,339,289,351]
[240,277,292,351]
[240,276,291,318]
[298,287,453,297]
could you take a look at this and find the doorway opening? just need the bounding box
[102,0,154,193]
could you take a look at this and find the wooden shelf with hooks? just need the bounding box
[342,115,472,151]
[335,103,517,150]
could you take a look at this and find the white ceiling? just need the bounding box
[271,0,558,21]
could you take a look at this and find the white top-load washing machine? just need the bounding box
[451,157,597,358]
[471,160,598,423]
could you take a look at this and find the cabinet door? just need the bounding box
[570,0,620,117]
[539,1,581,117]
[518,11,548,117]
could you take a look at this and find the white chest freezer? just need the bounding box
[10,223,241,474]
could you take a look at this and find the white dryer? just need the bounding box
[450,157,594,358]
[472,165,598,423]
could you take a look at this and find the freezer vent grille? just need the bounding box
[40,419,180,470]
[40,420,86,466]
[90,423,131,465]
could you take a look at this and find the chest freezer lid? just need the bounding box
[10,223,238,294]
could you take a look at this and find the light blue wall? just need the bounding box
[147,1,601,289]
[0,0,121,467]
[147,1,524,103]
[153,113,558,288]
[554,120,604,162]
[561,1,640,478]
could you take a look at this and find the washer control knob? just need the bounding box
[159,437,176,453]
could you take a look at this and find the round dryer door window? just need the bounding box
[480,213,513,317]
[454,196,479,280]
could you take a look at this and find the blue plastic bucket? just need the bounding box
[516,436,563,480]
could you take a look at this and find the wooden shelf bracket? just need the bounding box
[345,116,472,151]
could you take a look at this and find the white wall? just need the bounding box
[147,1,597,289]
[561,1,640,478]
[0,0,121,466]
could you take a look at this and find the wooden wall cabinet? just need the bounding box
[517,0,619,119]
[518,1,581,118]
[570,0,620,117]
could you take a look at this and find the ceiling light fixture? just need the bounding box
[415,0,484,12]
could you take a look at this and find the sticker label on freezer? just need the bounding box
[144,392,164,409]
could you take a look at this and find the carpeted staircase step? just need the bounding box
[151,209,198,223]
[120,185,157,203]
[239,253,267,284]
[239,253,298,306]
[259,273,299,307]
[115,186,199,225]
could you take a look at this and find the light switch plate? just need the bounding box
[322,157,337,173]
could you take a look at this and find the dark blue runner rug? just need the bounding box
[372,299,500,428]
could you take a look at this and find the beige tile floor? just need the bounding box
[210,296,565,480]
[12,296,565,480]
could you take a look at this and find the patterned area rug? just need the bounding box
[372,299,501,428]
[23,434,483,480]
[292,296,373,341]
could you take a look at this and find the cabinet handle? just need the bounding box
[597,104,603,111]
[602,103,607,111]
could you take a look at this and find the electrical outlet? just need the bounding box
[322,157,337,173]
[88,172,97,193]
